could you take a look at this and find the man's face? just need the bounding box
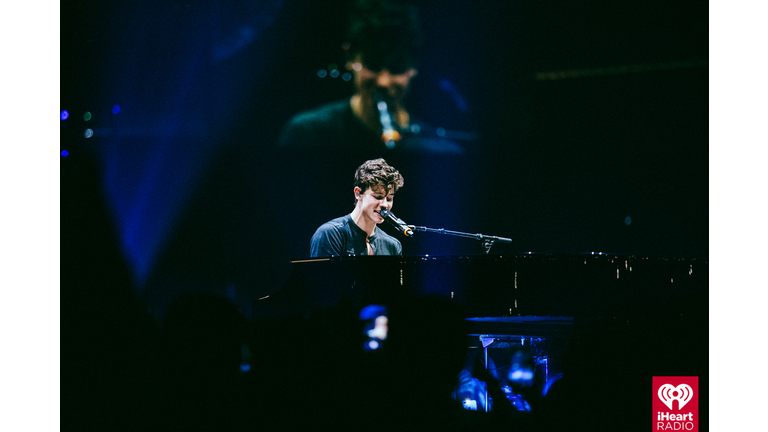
[348,53,417,111]
[356,185,395,224]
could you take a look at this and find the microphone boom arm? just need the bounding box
[408,225,512,254]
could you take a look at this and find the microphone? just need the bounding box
[374,92,401,149]
[379,209,414,237]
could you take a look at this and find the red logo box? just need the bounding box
[652,376,698,431]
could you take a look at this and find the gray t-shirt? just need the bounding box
[310,214,402,258]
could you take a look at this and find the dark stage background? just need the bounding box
[60,0,708,318]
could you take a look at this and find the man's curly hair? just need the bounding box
[346,0,422,73]
[354,158,404,202]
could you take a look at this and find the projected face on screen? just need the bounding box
[348,53,417,128]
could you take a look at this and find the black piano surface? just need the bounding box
[255,252,708,321]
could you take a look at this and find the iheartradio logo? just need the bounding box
[658,384,694,410]
[653,377,698,431]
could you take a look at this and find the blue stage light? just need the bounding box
[84,128,94,138]
[61,150,69,157]
[509,369,534,381]
[60,110,69,120]
[438,79,469,112]
[112,105,121,114]
[359,304,386,320]
[542,373,564,397]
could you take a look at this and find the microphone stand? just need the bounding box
[408,225,512,254]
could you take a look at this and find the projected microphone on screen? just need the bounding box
[374,92,401,149]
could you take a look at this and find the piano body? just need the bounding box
[256,253,708,321]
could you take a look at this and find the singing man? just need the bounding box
[310,158,404,258]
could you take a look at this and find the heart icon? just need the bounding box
[658,384,693,410]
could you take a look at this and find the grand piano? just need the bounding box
[255,252,708,321]
[254,252,707,365]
